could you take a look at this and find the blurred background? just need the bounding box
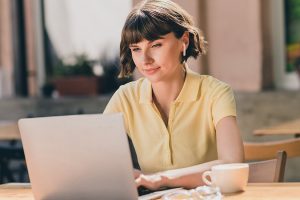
[0,0,300,184]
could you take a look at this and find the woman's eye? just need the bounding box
[131,48,141,52]
[152,43,162,48]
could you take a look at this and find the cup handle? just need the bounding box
[202,171,212,186]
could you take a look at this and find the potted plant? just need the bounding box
[51,54,104,96]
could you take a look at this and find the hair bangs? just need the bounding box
[123,11,172,46]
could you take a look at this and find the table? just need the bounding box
[223,183,300,199]
[0,121,20,140]
[0,183,300,199]
[254,118,300,137]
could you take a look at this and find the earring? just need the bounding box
[183,43,186,57]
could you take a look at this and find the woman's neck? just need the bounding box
[151,65,186,126]
[152,66,186,105]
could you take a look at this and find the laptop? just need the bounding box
[18,113,181,200]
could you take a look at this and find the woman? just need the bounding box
[104,0,244,190]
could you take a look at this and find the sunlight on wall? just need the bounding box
[44,0,131,60]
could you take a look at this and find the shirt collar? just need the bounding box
[139,66,201,104]
[174,67,200,102]
[139,78,153,104]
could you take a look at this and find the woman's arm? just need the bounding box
[135,116,244,189]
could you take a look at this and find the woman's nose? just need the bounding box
[141,51,154,64]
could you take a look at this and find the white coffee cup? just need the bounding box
[202,163,249,193]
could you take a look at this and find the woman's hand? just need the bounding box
[135,174,169,190]
[133,169,142,179]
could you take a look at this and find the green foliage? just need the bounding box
[285,0,300,71]
[286,0,300,21]
[53,54,94,77]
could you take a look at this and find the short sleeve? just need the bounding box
[103,90,123,114]
[103,88,130,134]
[211,84,237,126]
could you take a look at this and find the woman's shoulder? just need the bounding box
[114,77,147,98]
[201,75,230,89]
[187,71,232,100]
[188,70,231,91]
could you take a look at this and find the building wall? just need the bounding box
[205,0,262,91]
[261,0,274,89]
[0,0,14,97]
[24,0,38,96]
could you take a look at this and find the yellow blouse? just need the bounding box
[104,68,236,173]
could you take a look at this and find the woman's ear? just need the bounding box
[181,31,189,49]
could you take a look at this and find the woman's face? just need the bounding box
[129,32,186,83]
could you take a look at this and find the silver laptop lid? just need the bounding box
[19,113,138,200]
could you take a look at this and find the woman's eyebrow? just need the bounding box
[129,44,139,48]
[152,36,165,41]
[129,38,165,47]
[129,42,151,47]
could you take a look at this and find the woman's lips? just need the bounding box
[143,67,160,75]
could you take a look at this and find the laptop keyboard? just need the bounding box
[138,186,154,196]
[138,186,170,196]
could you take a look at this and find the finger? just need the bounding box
[135,181,141,188]
[133,169,141,178]
[135,175,144,188]
[136,176,153,189]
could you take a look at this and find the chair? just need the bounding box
[246,151,287,183]
[0,142,26,183]
[244,138,300,161]
[243,138,300,183]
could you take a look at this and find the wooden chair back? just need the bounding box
[244,138,300,160]
[247,151,287,183]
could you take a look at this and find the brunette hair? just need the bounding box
[119,0,207,77]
